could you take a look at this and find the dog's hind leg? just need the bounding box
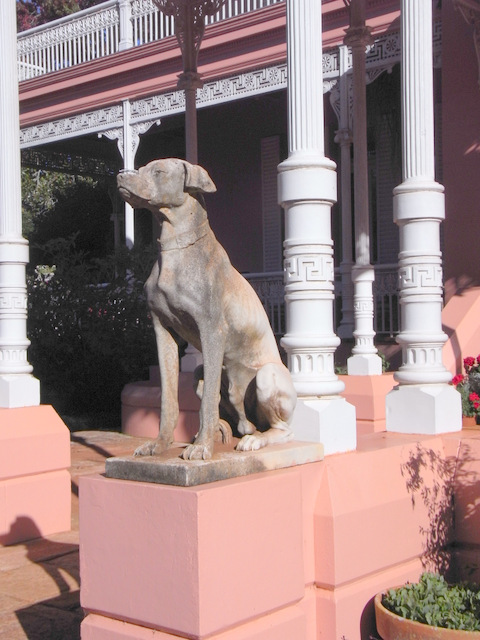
[134,318,180,456]
[236,362,297,452]
[193,366,232,444]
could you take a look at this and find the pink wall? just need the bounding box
[442,2,480,300]
[80,429,480,639]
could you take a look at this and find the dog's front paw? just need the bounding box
[236,433,265,452]
[134,440,168,456]
[182,442,213,460]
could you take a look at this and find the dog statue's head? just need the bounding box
[117,158,216,212]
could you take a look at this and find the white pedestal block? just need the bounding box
[386,383,462,434]
[0,374,40,408]
[347,354,383,376]
[290,397,357,456]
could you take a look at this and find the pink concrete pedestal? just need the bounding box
[121,370,200,441]
[80,467,310,639]
[339,373,395,435]
[0,405,71,545]
[80,431,480,640]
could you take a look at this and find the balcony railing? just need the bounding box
[17,0,285,81]
[245,265,400,340]
[244,271,285,337]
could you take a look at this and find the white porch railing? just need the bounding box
[244,271,285,337]
[246,265,400,339]
[372,263,399,338]
[17,0,285,81]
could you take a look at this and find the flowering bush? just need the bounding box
[27,235,166,426]
[452,355,480,419]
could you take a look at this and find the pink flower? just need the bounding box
[452,374,465,386]
[464,356,476,369]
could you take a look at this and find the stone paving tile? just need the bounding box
[0,592,27,616]
[13,593,83,640]
[0,533,78,573]
[0,556,79,604]
[0,612,33,640]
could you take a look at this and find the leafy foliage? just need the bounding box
[382,573,480,631]
[22,169,113,263]
[17,0,105,32]
[27,235,159,422]
[21,169,72,238]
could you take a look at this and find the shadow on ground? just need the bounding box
[16,591,82,640]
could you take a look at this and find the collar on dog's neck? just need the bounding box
[158,219,210,252]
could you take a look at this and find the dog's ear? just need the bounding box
[183,162,217,194]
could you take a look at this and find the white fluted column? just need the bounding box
[278,0,356,455]
[122,100,135,249]
[0,0,40,407]
[386,0,461,433]
[335,45,354,340]
[345,1,382,375]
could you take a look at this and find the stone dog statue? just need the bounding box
[117,158,296,461]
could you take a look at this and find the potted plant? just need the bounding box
[375,573,480,639]
[452,356,480,427]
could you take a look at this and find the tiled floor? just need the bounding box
[0,430,147,640]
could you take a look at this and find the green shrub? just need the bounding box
[382,572,480,631]
[27,235,161,423]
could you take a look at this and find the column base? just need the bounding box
[290,396,357,455]
[347,353,383,376]
[386,383,462,434]
[0,374,40,408]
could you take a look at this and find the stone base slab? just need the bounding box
[105,440,324,486]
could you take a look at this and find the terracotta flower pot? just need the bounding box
[462,415,480,429]
[374,593,480,639]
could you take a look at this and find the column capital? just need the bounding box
[334,127,353,146]
[453,0,480,86]
[154,0,227,72]
[177,71,204,91]
[344,25,374,49]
